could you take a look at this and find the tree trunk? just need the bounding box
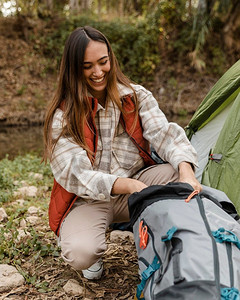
[98,0,102,14]
[46,0,53,11]
[188,0,192,16]
[106,0,110,14]
[69,0,79,14]
[132,0,142,15]
[119,0,124,16]
[223,1,240,51]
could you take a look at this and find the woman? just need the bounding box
[44,26,201,280]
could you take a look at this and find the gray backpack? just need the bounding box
[128,183,240,300]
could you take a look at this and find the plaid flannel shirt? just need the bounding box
[50,84,198,202]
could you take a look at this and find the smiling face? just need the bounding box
[83,40,111,101]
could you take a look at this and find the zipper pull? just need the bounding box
[185,190,199,203]
[139,220,149,249]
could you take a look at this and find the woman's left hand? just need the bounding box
[178,161,202,192]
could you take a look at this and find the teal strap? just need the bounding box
[221,287,240,300]
[136,255,160,300]
[161,226,178,242]
[212,228,240,249]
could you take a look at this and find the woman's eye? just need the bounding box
[100,60,108,65]
[84,65,92,70]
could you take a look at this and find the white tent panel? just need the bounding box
[190,102,233,181]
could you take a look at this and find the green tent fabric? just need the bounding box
[201,92,240,213]
[186,60,240,139]
[185,59,240,213]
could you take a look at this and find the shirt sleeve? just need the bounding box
[50,109,119,201]
[134,85,198,170]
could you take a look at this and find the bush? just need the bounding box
[37,14,160,83]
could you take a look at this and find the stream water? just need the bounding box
[0,126,44,160]
[0,115,191,160]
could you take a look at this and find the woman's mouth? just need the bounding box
[90,76,105,84]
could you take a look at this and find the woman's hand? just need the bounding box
[178,162,202,192]
[111,178,148,195]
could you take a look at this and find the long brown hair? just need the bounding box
[43,26,138,162]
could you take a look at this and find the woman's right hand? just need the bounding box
[111,178,148,195]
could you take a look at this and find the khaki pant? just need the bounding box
[59,164,178,270]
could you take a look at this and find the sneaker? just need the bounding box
[82,259,103,280]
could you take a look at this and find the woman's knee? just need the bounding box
[139,163,178,186]
[60,235,107,270]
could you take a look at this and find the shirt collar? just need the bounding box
[87,83,134,112]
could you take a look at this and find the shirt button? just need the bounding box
[99,193,105,200]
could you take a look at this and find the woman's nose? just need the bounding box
[92,65,103,77]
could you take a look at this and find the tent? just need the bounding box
[185,59,240,213]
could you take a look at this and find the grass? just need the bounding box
[0,153,138,299]
[0,154,60,293]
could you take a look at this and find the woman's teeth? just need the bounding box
[92,77,104,83]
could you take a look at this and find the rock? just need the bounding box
[27,206,40,215]
[15,199,25,206]
[26,216,39,225]
[0,264,25,292]
[0,208,8,222]
[4,232,12,240]
[63,279,84,296]
[41,185,49,192]
[158,87,165,96]
[29,172,43,180]
[110,230,134,243]
[17,229,31,241]
[13,186,38,198]
[19,218,27,228]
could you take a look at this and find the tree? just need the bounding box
[223,0,240,52]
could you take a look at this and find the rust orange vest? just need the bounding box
[49,95,156,235]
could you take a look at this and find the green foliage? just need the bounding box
[0,153,60,292]
[0,215,59,263]
[206,45,226,76]
[0,157,14,202]
[160,0,187,25]
[0,0,238,76]
[0,153,52,203]
[37,14,160,83]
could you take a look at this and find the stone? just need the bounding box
[19,218,27,228]
[63,279,84,296]
[110,230,134,243]
[15,199,25,206]
[0,208,8,222]
[26,216,39,225]
[0,264,25,292]
[17,229,31,241]
[4,232,12,240]
[27,206,40,215]
[158,87,165,96]
[41,185,49,192]
[13,186,38,198]
[29,172,43,180]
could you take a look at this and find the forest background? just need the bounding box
[1,0,239,128]
[0,0,239,299]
